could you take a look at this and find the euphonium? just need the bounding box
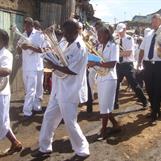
[43,26,68,78]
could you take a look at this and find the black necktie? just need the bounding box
[119,38,123,63]
[148,34,156,60]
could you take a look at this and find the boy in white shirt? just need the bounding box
[0,29,22,154]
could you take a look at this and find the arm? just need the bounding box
[121,36,134,57]
[47,60,76,75]
[88,61,117,68]
[16,46,22,55]
[0,68,12,77]
[137,49,144,69]
[21,43,44,53]
[120,50,132,57]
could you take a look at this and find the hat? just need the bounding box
[116,23,126,32]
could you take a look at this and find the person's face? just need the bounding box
[97,30,108,44]
[24,22,33,33]
[63,29,77,43]
[151,17,161,30]
[118,29,126,38]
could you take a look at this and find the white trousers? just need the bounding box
[0,95,12,139]
[23,71,44,116]
[39,93,89,156]
[97,79,117,114]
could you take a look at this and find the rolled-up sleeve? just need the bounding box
[1,54,13,71]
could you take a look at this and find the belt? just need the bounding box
[143,60,161,64]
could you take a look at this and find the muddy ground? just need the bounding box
[1,87,161,161]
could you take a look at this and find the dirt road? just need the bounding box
[1,89,161,161]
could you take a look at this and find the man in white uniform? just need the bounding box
[114,23,147,109]
[138,14,161,124]
[31,20,89,159]
[0,29,22,154]
[17,17,47,119]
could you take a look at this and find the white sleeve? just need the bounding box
[126,37,134,50]
[67,47,87,74]
[140,38,145,50]
[109,43,119,62]
[1,53,13,71]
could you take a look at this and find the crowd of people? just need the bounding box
[0,13,161,160]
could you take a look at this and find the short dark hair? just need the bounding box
[94,21,103,27]
[0,29,9,48]
[24,17,34,26]
[33,20,41,29]
[62,19,79,34]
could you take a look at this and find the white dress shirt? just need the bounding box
[19,28,46,72]
[0,47,13,95]
[97,41,119,82]
[140,29,161,61]
[121,34,135,62]
[54,36,88,104]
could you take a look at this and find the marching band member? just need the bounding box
[114,23,147,109]
[138,14,161,124]
[17,17,47,120]
[88,26,120,140]
[0,29,22,154]
[31,19,89,159]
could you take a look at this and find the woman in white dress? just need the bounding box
[88,26,120,140]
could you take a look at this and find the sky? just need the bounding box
[90,0,161,24]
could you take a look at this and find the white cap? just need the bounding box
[116,23,126,32]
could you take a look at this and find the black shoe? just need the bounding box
[142,100,148,108]
[65,154,90,161]
[97,129,107,141]
[31,150,51,158]
[32,109,43,115]
[114,104,119,110]
[23,115,32,121]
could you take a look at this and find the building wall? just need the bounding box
[0,0,39,93]
[0,0,38,18]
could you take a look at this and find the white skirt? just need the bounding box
[97,79,117,114]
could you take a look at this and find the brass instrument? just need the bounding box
[43,26,68,78]
[82,30,110,76]
[155,27,161,58]
[11,25,32,49]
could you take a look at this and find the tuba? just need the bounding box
[43,26,68,78]
[154,27,161,58]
